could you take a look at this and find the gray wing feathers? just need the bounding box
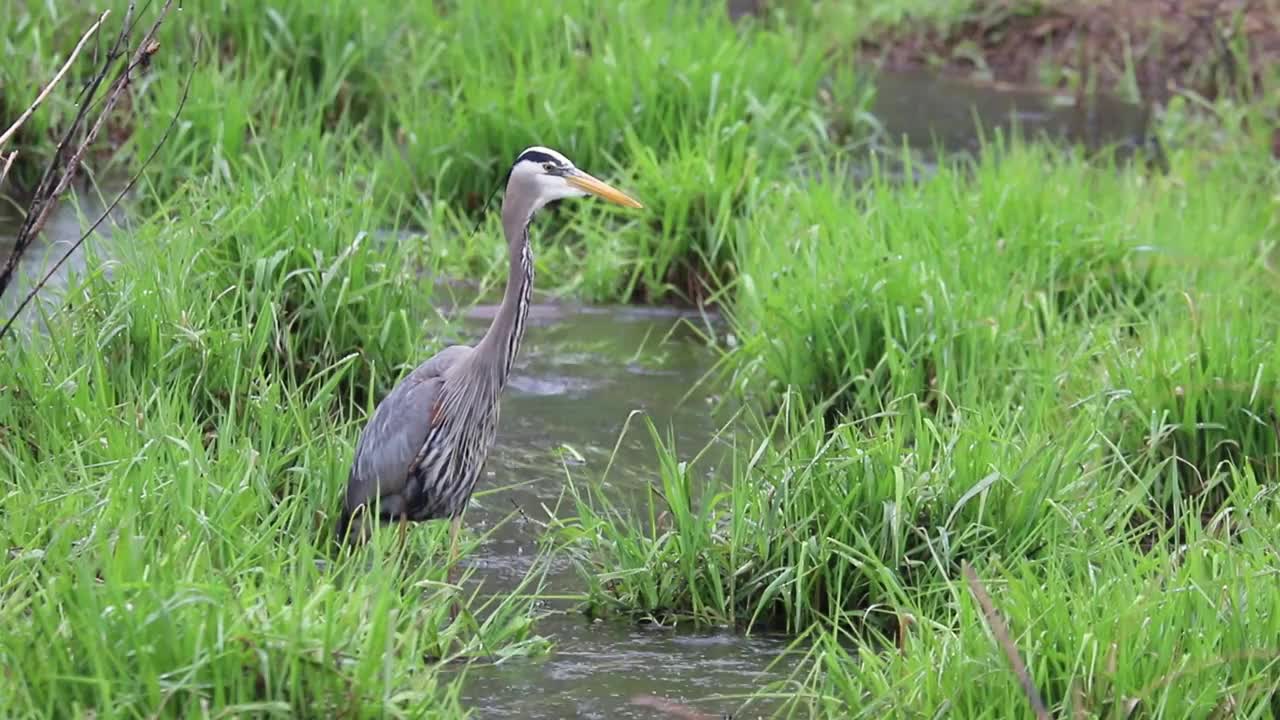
[342,345,472,519]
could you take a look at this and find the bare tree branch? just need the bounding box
[0,10,109,152]
[0,13,131,299]
[22,1,172,249]
[0,43,194,345]
[14,2,136,236]
[0,0,185,341]
[0,0,174,303]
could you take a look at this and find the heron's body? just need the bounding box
[336,147,641,550]
[338,343,490,539]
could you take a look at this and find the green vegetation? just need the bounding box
[0,143,552,717]
[554,105,1280,717]
[4,0,1280,717]
[791,491,1280,718]
[3,0,843,303]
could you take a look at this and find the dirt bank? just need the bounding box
[857,0,1280,105]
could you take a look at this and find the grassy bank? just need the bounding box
[0,1,854,714]
[0,147,556,717]
[791,494,1280,718]
[555,131,1280,715]
[3,0,854,304]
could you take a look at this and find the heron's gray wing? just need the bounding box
[341,345,472,523]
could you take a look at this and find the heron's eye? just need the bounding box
[542,162,556,173]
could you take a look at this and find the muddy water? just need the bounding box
[857,67,1157,185]
[445,301,792,719]
[870,67,1152,156]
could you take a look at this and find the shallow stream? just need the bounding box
[450,301,789,719]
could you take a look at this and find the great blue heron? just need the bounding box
[335,146,643,582]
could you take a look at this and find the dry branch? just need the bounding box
[0,152,15,190]
[0,61,194,345]
[0,0,178,334]
[22,1,171,249]
[962,561,1052,720]
[0,10,109,152]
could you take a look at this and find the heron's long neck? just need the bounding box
[473,195,535,390]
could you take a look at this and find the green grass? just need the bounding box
[553,130,1280,716]
[725,136,1277,423]
[0,1,855,712]
[784,482,1280,717]
[0,158,553,715]
[5,0,1280,717]
[556,400,1110,633]
[3,0,845,303]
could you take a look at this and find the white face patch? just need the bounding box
[507,146,584,211]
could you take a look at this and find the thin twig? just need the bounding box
[16,2,132,214]
[0,51,194,345]
[0,2,139,298]
[23,0,172,246]
[961,561,1052,720]
[0,4,187,342]
[0,11,109,151]
[0,152,15,189]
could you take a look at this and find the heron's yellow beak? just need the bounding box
[566,170,644,209]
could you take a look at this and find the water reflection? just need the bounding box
[869,67,1153,158]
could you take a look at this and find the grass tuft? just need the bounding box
[1103,291,1280,521]
[776,482,1280,718]
[555,399,1114,635]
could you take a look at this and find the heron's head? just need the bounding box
[506,146,643,213]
